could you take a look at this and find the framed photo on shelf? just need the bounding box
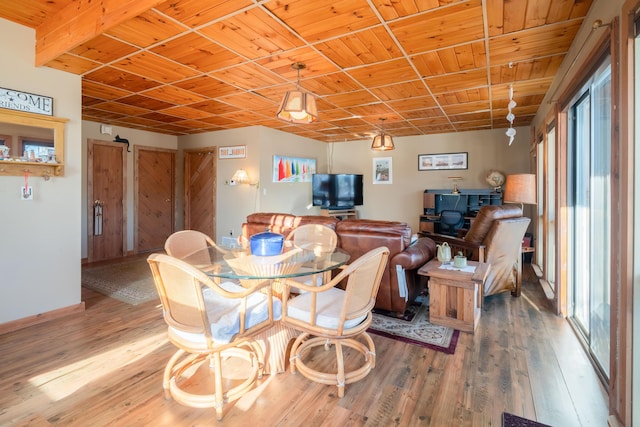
[373,157,392,184]
[418,152,468,171]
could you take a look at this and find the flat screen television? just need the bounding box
[312,173,363,209]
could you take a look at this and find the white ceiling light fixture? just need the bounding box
[277,62,318,124]
[371,118,395,151]
[506,83,517,146]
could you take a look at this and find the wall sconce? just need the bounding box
[228,168,258,187]
[276,62,318,124]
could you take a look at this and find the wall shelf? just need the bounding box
[0,160,63,178]
[0,109,67,178]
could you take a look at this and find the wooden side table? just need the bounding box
[321,208,357,219]
[418,259,491,333]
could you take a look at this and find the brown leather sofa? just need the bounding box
[242,213,436,315]
[427,204,530,297]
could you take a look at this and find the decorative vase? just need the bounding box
[250,231,284,256]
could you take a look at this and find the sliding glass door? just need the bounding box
[567,57,611,378]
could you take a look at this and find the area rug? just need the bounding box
[368,296,459,354]
[502,412,551,427]
[81,256,158,305]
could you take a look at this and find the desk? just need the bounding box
[182,244,350,373]
[418,259,490,333]
[419,214,477,235]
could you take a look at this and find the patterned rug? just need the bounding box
[81,256,158,305]
[502,412,552,427]
[368,295,459,354]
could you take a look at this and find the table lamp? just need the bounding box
[503,173,536,210]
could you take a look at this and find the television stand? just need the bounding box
[321,208,358,220]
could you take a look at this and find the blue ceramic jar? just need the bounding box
[249,232,284,256]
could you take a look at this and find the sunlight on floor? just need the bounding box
[522,292,541,312]
[233,372,276,412]
[28,332,168,401]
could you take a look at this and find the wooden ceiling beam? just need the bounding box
[34,0,164,66]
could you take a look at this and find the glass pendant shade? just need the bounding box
[277,62,318,124]
[371,132,395,151]
[277,90,318,124]
[371,118,395,151]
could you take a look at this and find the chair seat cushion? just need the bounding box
[287,287,366,330]
[171,281,282,345]
[291,267,323,291]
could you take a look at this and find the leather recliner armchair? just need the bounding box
[427,204,530,297]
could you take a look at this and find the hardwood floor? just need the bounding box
[0,263,608,426]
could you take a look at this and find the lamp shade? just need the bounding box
[371,132,395,151]
[277,90,318,124]
[230,168,250,185]
[503,173,537,205]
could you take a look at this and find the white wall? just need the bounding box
[178,126,328,243]
[0,19,82,323]
[81,121,178,257]
[330,127,531,231]
[179,125,530,240]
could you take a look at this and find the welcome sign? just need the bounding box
[0,87,53,116]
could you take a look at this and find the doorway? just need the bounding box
[184,148,217,238]
[87,139,126,262]
[134,146,176,253]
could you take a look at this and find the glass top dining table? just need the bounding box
[181,242,351,281]
[181,242,351,375]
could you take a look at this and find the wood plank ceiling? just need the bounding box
[0,0,593,142]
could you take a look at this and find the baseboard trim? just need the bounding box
[530,263,555,300]
[608,414,624,427]
[531,263,543,278]
[82,251,138,266]
[0,302,85,335]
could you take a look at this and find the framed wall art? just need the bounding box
[273,155,316,182]
[218,145,246,159]
[418,152,468,171]
[0,87,53,116]
[373,157,392,184]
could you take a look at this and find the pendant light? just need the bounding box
[277,62,318,124]
[371,118,395,151]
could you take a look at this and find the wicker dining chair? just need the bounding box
[286,223,338,253]
[164,230,220,260]
[285,224,339,288]
[281,246,389,397]
[147,253,281,420]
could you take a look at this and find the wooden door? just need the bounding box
[135,146,176,253]
[87,139,126,262]
[184,148,216,237]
